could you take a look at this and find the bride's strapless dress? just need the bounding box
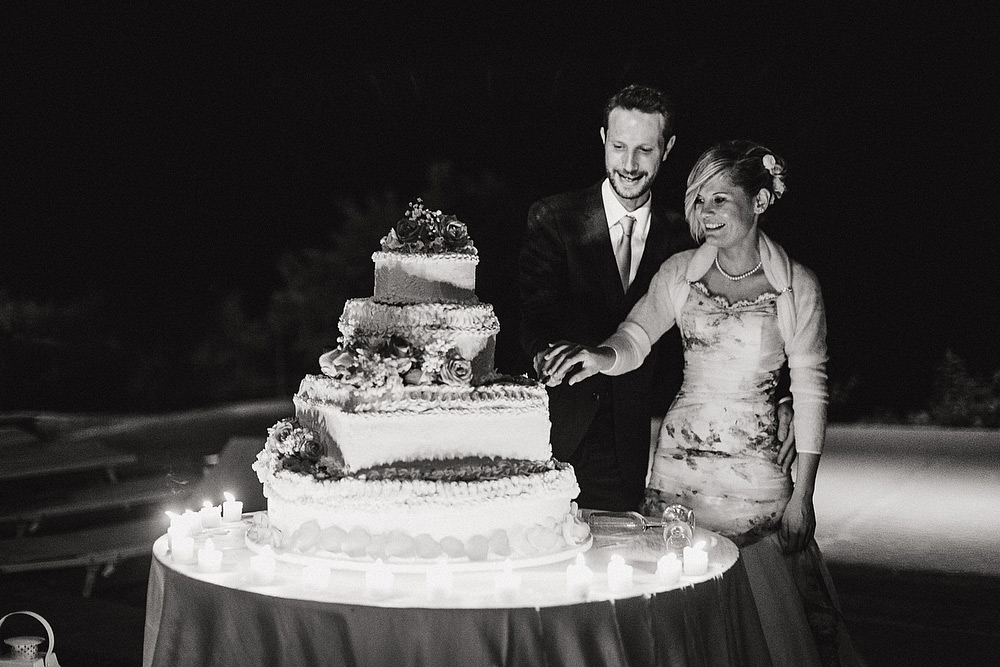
[641,281,862,667]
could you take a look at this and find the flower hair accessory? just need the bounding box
[762,154,786,199]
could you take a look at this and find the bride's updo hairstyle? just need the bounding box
[684,140,787,241]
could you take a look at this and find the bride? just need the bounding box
[540,140,860,666]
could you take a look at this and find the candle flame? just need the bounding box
[224,491,235,502]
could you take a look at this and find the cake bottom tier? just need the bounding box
[258,468,590,562]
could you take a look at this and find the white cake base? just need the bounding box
[246,513,592,573]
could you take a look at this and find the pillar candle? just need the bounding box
[183,509,204,534]
[683,541,709,576]
[200,500,223,529]
[656,552,682,585]
[198,538,223,572]
[172,534,196,564]
[606,554,633,593]
[222,492,244,523]
[565,553,593,599]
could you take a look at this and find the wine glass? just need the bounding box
[661,504,695,554]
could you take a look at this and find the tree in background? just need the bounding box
[928,349,1000,427]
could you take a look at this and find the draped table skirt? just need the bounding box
[143,517,771,667]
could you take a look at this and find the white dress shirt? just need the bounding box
[601,179,651,288]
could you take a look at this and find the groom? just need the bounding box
[519,84,795,511]
[518,84,693,512]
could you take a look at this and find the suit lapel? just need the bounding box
[579,187,626,306]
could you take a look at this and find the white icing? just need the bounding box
[339,298,499,382]
[296,374,548,413]
[259,464,581,542]
[373,251,478,305]
[294,393,552,470]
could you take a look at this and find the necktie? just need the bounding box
[615,215,635,291]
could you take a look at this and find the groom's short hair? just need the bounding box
[603,84,676,146]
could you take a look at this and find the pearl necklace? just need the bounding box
[715,256,762,281]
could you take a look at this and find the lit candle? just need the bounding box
[426,558,454,600]
[365,559,394,599]
[171,534,196,564]
[166,510,199,536]
[222,492,244,523]
[656,552,682,585]
[565,553,593,599]
[494,559,521,601]
[198,538,223,573]
[249,545,277,584]
[606,554,633,593]
[301,563,331,590]
[183,509,204,534]
[200,500,223,529]
[683,541,709,576]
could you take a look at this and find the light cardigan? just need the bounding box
[604,231,829,454]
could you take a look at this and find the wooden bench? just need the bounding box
[0,516,166,595]
[0,476,192,537]
[0,438,137,483]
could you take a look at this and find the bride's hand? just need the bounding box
[538,341,614,386]
[779,491,816,554]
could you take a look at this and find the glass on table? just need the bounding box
[660,504,695,554]
[587,511,663,536]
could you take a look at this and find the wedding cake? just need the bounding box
[252,200,590,565]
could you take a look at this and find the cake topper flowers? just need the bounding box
[380,199,477,255]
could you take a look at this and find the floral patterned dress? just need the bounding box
[641,281,790,543]
[641,281,861,667]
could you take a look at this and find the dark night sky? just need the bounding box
[4,4,997,413]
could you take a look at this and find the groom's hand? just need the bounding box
[776,399,796,474]
[538,341,611,386]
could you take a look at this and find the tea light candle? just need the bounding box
[426,559,454,599]
[606,554,634,593]
[493,558,521,600]
[365,559,394,599]
[656,552,682,585]
[683,541,709,576]
[301,563,331,590]
[222,491,243,523]
[200,500,223,529]
[249,545,277,584]
[565,553,593,599]
[171,534,196,564]
[198,538,223,573]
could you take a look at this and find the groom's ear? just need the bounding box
[661,135,676,161]
[600,127,607,144]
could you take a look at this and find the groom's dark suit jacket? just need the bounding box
[518,182,695,510]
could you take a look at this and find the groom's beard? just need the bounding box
[608,168,654,204]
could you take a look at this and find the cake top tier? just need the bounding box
[379,199,478,257]
[374,200,480,305]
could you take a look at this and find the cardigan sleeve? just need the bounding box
[604,254,687,375]
[785,261,829,455]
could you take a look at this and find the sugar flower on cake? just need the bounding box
[265,418,321,459]
[380,198,477,256]
[318,344,406,391]
[440,349,474,385]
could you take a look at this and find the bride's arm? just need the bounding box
[781,452,820,553]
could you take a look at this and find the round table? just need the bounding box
[143,515,772,666]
